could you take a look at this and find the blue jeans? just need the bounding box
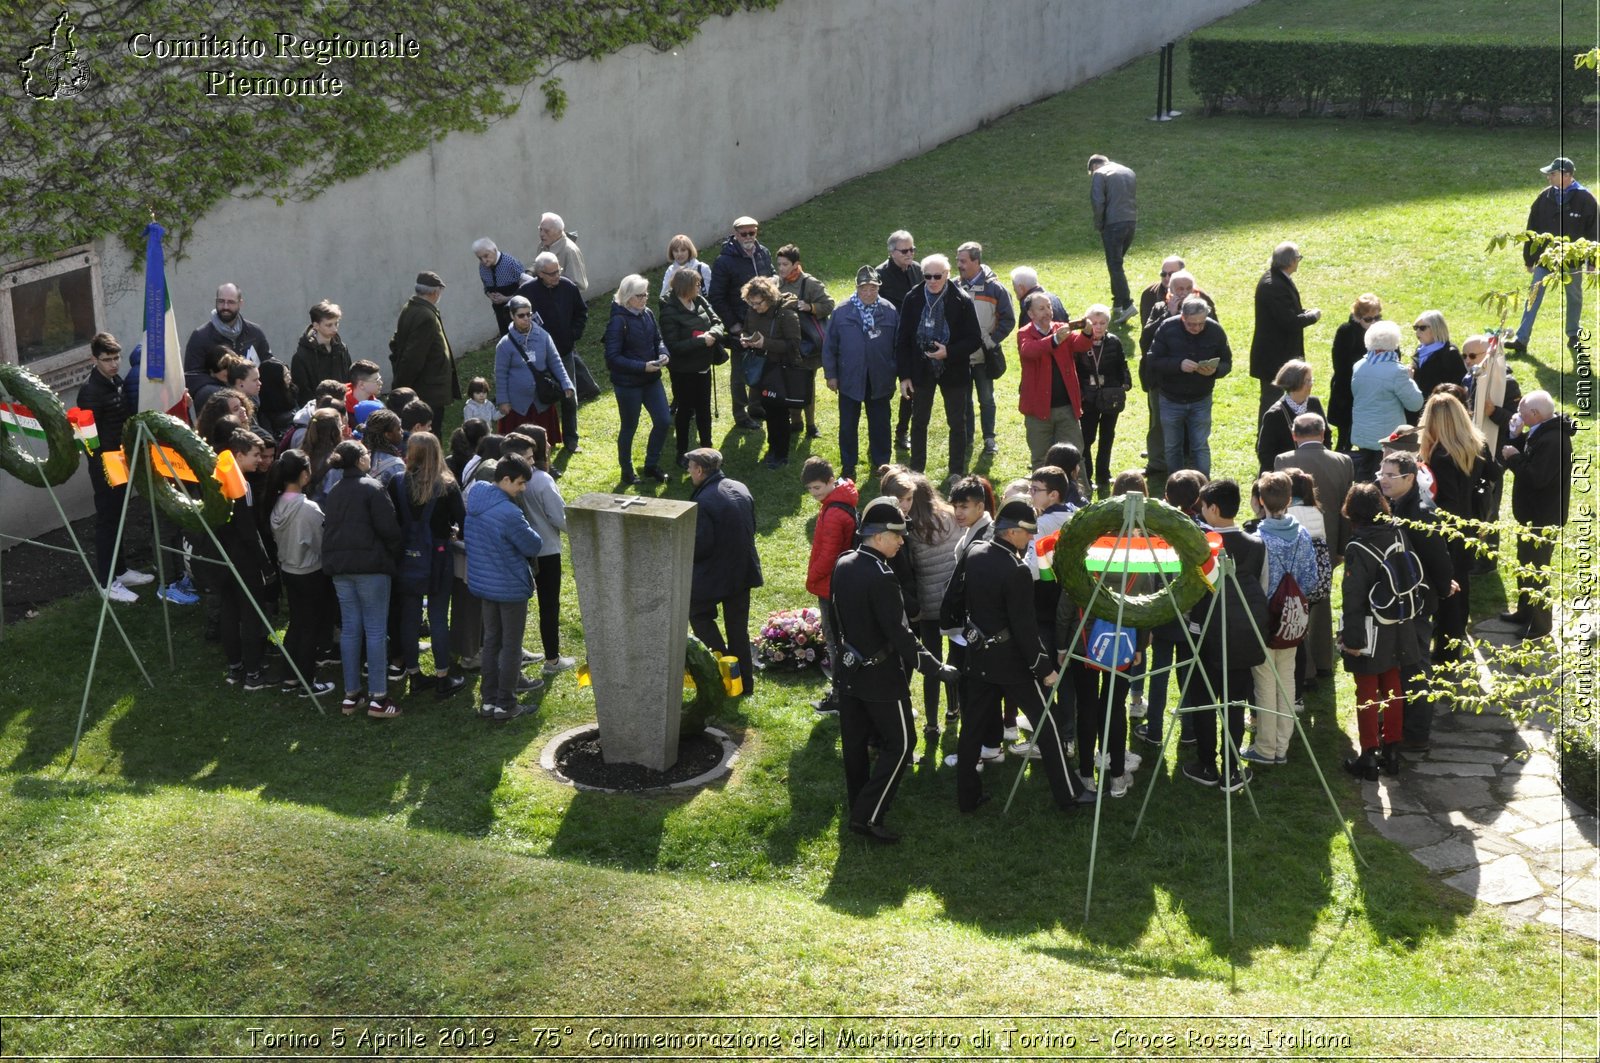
[398,555,452,672]
[1159,394,1212,476]
[838,393,891,477]
[965,360,997,445]
[1101,221,1136,309]
[614,379,670,476]
[1515,264,1584,345]
[333,572,391,696]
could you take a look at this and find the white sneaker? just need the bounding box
[104,581,138,604]
[1002,726,1019,742]
[521,648,543,663]
[542,655,577,675]
[1128,694,1148,719]
[980,745,1005,762]
[116,568,155,587]
[1079,773,1098,790]
[1123,750,1143,772]
[1109,772,1133,798]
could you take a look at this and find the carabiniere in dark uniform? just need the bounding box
[954,499,1089,813]
[829,497,958,844]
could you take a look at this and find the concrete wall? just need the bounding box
[3,0,1251,544]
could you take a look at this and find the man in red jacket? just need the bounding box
[804,456,859,716]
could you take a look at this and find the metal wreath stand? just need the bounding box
[1000,491,1365,936]
[0,368,326,774]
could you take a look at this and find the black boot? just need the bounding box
[1342,749,1379,781]
[1380,742,1403,777]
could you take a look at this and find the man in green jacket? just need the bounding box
[389,270,460,435]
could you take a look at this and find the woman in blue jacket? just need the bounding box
[494,295,573,442]
[603,274,671,485]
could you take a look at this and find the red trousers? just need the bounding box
[1353,668,1404,750]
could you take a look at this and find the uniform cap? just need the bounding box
[856,265,882,288]
[994,499,1038,532]
[859,496,908,537]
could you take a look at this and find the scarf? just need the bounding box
[917,286,949,349]
[1415,340,1444,367]
[1366,349,1401,364]
[849,294,876,333]
[1282,393,1308,418]
[211,310,243,340]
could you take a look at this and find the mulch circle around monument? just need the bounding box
[545,725,737,793]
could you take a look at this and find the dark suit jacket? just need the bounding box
[1503,415,1577,528]
[1249,267,1317,380]
[1274,441,1354,559]
[690,470,763,606]
[1256,395,1328,473]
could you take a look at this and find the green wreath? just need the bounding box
[683,636,730,734]
[0,363,80,487]
[122,411,231,533]
[1052,494,1212,629]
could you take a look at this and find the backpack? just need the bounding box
[1351,529,1427,626]
[1084,616,1137,671]
[826,499,861,550]
[1263,538,1311,648]
[1305,536,1333,604]
[396,477,442,594]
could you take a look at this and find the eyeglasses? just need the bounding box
[1375,470,1411,480]
[1028,485,1049,494]
[735,229,759,238]
[1412,324,1430,332]
[924,273,946,281]
[538,269,560,278]
[1358,314,1382,324]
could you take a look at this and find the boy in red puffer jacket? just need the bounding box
[804,456,859,716]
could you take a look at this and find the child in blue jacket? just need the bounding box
[464,454,541,720]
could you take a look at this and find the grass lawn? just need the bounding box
[2,25,1596,1059]
[1197,0,1596,43]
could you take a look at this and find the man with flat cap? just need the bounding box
[1507,157,1599,355]
[823,265,901,483]
[953,499,1090,813]
[709,215,776,431]
[830,497,958,844]
[390,270,460,434]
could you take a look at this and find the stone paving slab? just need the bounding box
[1559,875,1600,911]
[1500,753,1559,777]
[1538,906,1600,941]
[1513,821,1600,852]
[1443,855,1543,905]
[1429,731,1516,749]
[1412,838,1484,873]
[1367,811,1453,849]
[1421,748,1511,765]
[1437,806,1537,834]
[1497,776,1566,799]
[1410,761,1497,777]
[1409,776,1497,809]
[1505,795,1586,824]
[1362,779,1428,814]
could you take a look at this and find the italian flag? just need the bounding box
[1034,529,1059,581]
[67,407,98,453]
[1086,535,1183,575]
[0,403,45,440]
[140,221,190,421]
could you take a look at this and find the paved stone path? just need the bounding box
[1361,617,1598,939]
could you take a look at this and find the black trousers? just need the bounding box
[1078,666,1131,779]
[1186,660,1250,777]
[916,619,952,724]
[839,692,914,827]
[671,370,713,456]
[534,553,562,659]
[690,590,753,698]
[909,373,971,480]
[281,571,334,686]
[958,674,1083,812]
[88,463,130,588]
[1517,531,1557,632]
[218,576,268,674]
[1401,613,1436,746]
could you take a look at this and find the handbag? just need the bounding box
[983,344,1007,380]
[510,328,562,408]
[758,361,807,410]
[741,350,767,387]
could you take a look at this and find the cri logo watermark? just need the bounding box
[19,11,89,101]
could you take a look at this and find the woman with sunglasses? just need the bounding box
[1408,310,1466,423]
[1328,293,1380,452]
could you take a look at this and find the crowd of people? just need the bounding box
[61,156,1582,821]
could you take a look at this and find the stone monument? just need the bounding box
[566,493,698,771]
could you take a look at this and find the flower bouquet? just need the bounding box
[754,606,826,671]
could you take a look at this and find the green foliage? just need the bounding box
[0,0,779,261]
[1188,37,1596,123]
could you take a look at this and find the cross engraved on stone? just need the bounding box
[611,496,648,509]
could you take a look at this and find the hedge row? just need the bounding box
[1189,38,1596,123]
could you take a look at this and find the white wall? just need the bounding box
[4,0,1251,544]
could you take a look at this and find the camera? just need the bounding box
[920,339,939,354]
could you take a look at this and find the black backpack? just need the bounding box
[1351,529,1427,626]
[826,500,861,550]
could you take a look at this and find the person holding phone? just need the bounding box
[603,274,672,485]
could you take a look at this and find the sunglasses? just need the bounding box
[924,273,946,280]
[1412,324,1430,332]
[894,246,916,255]
[1358,314,1382,324]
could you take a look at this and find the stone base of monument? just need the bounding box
[540,724,739,793]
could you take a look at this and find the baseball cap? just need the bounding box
[1541,157,1576,174]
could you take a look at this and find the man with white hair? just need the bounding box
[1148,295,1231,476]
[876,230,921,450]
[537,212,587,295]
[1010,266,1067,325]
[895,253,982,482]
[1498,390,1577,639]
[519,251,591,447]
[1250,241,1321,420]
[1087,154,1138,324]
[389,270,459,436]
[472,237,527,335]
